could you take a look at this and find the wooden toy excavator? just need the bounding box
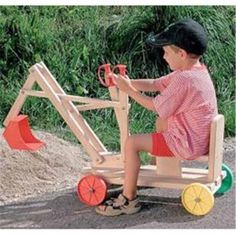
[2,62,234,216]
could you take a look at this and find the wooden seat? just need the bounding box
[156,114,225,182]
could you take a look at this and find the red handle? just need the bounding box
[112,64,127,76]
[97,64,111,87]
[98,64,127,87]
[111,64,127,86]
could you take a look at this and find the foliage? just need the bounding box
[0,6,235,158]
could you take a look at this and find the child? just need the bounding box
[96,18,218,216]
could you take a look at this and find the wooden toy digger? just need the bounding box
[2,62,234,216]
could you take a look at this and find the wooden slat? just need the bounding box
[59,93,120,106]
[21,89,121,110]
[22,90,48,98]
[76,102,121,111]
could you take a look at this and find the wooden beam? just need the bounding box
[76,102,121,111]
[59,93,120,106]
[21,89,48,98]
[82,165,212,189]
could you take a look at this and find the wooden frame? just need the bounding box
[3,62,225,194]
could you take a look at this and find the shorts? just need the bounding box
[151,133,174,157]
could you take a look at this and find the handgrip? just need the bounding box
[97,64,127,87]
[97,64,111,87]
[112,64,127,76]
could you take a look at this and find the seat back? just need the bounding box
[155,114,225,180]
[207,114,225,181]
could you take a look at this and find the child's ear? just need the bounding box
[179,49,188,59]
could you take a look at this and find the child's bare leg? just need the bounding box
[122,134,153,200]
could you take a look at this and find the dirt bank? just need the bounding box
[0,128,90,205]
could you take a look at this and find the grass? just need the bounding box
[0,6,235,159]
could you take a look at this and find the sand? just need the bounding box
[0,128,90,206]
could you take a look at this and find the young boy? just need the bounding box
[96,18,218,216]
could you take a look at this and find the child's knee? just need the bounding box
[125,135,139,151]
[125,135,144,153]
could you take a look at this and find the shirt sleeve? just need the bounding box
[153,72,175,92]
[152,74,189,118]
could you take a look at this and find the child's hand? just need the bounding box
[112,74,132,93]
[156,117,168,132]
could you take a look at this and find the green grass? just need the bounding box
[0,6,235,155]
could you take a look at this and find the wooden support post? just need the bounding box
[118,90,129,160]
[108,87,129,163]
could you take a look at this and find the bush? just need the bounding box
[0,6,235,152]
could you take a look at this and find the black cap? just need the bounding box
[146,18,208,55]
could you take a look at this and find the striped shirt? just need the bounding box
[153,64,218,160]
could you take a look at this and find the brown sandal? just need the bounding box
[95,194,141,216]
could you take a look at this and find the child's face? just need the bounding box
[163,45,183,70]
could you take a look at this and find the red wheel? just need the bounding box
[77,175,107,206]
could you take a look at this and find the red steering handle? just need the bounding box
[112,64,127,76]
[98,64,127,87]
[97,64,111,87]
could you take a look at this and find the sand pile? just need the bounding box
[0,128,90,205]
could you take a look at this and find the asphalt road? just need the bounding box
[0,148,235,229]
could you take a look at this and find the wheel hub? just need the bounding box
[89,188,95,193]
[195,197,201,203]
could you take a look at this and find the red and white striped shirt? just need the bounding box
[153,64,218,160]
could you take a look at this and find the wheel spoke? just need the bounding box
[79,188,91,196]
[198,202,204,214]
[91,175,96,188]
[192,186,198,197]
[198,188,204,198]
[199,199,211,209]
[84,178,92,189]
[93,191,100,204]
[185,192,196,200]
[88,192,92,203]
[184,199,196,204]
[192,202,198,211]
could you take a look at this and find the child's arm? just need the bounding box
[129,88,156,111]
[131,79,157,92]
[113,75,156,112]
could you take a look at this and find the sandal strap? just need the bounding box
[103,197,116,206]
[113,194,129,207]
